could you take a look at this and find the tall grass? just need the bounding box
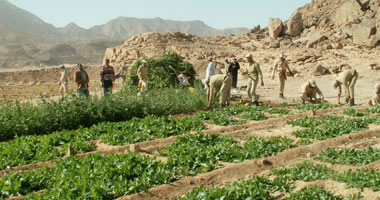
[0,86,206,141]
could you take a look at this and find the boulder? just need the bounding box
[306,31,327,48]
[352,20,377,44]
[332,0,364,27]
[268,18,283,39]
[286,11,303,37]
[365,35,380,48]
[310,64,331,76]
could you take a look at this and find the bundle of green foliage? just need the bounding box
[126,53,196,88]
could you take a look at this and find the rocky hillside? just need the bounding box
[267,0,380,48]
[104,0,380,79]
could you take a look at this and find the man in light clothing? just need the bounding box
[369,83,380,106]
[300,80,324,104]
[137,60,149,92]
[333,69,358,106]
[272,54,294,99]
[59,65,68,98]
[242,54,264,106]
[207,74,232,109]
[203,57,216,90]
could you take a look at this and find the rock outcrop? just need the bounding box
[268,18,283,39]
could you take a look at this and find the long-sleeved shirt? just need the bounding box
[206,62,216,79]
[272,59,292,77]
[244,61,263,80]
[100,65,115,81]
[300,82,323,98]
[60,69,67,83]
[228,62,240,76]
[137,64,148,81]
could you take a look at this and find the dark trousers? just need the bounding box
[232,74,238,88]
[103,80,113,96]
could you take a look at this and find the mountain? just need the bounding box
[0,0,61,40]
[0,0,250,68]
[89,17,249,39]
[58,23,105,40]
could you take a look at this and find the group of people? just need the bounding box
[57,54,380,109]
[204,53,371,108]
[58,59,131,98]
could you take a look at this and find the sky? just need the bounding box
[7,0,311,29]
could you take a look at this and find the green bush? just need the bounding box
[126,53,196,88]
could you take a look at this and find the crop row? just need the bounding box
[317,147,380,166]
[288,115,370,140]
[272,161,380,192]
[0,116,204,170]
[0,104,291,170]
[0,133,297,199]
[159,133,295,175]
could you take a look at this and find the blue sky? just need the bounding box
[8,0,311,29]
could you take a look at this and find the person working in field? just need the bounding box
[137,60,149,92]
[100,58,115,96]
[300,80,324,104]
[272,54,294,99]
[333,69,358,106]
[59,65,68,98]
[369,83,380,106]
[242,54,264,106]
[207,73,232,109]
[228,58,240,88]
[74,63,90,97]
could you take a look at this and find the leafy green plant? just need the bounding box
[285,186,343,200]
[240,111,267,121]
[195,111,246,126]
[295,103,341,111]
[344,108,365,117]
[0,115,204,169]
[241,136,294,161]
[0,153,178,199]
[287,117,321,128]
[160,134,294,176]
[179,176,292,200]
[334,170,380,191]
[293,116,369,140]
[272,161,332,182]
[160,133,243,175]
[317,147,380,166]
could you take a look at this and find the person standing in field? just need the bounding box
[100,58,115,96]
[74,63,90,97]
[228,57,240,88]
[137,60,149,92]
[272,54,294,99]
[333,69,358,106]
[59,65,68,98]
[242,54,264,106]
[223,58,231,74]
